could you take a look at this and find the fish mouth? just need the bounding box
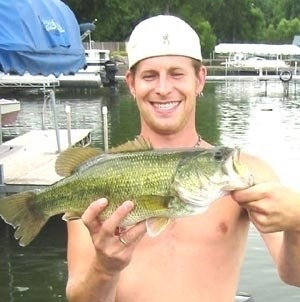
[232,148,248,177]
[224,148,240,176]
[224,148,253,189]
[232,148,241,172]
[151,101,180,112]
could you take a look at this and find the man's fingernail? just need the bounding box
[123,200,134,210]
[98,198,108,206]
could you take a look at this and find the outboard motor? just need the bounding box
[100,59,118,90]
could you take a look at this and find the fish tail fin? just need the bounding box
[0,191,48,246]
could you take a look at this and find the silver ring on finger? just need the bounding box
[119,236,129,246]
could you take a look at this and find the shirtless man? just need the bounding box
[66,15,300,302]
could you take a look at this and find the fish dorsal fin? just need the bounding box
[109,136,152,153]
[55,147,101,177]
[146,217,170,237]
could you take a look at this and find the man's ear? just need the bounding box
[125,70,136,98]
[196,65,207,95]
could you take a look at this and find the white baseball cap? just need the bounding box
[127,15,202,68]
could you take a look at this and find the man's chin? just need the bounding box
[152,125,180,135]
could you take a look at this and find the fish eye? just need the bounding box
[214,150,223,161]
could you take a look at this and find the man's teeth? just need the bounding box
[153,102,179,110]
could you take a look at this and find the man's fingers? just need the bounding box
[81,199,145,248]
[100,200,134,236]
[81,198,108,232]
[118,221,147,247]
[231,184,267,204]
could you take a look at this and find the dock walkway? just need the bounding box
[0,129,91,193]
[0,73,59,88]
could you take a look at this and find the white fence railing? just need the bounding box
[83,41,126,52]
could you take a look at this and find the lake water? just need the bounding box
[1,79,300,301]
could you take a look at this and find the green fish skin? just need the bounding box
[0,142,253,247]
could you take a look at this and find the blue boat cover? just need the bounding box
[0,0,86,76]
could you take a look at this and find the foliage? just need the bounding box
[62,0,300,58]
[276,18,300,43]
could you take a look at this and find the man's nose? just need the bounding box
[155,74,172,96]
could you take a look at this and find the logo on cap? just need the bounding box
[162,34,170,45]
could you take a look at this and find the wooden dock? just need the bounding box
[0,129,91,193]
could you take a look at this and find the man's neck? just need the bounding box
[139,130,200,149]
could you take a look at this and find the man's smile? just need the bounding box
[151,101,180,111]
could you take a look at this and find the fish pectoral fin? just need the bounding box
[62,211,82,221]
[146,217,170,237]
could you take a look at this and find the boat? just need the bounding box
[221,55,289,75]
[222,54,289,68]
[57,21,118,89]
[237,56,289,69]
[0,98,20,126]
[58,48,118,89]
[78,21,110,74]
[82,48,110,74]
[58,48,111,88]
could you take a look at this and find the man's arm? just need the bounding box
[233,181,300,287]
[66,199,146,301]
[279,228,300,285]
[66,220,119,302]
[261,185,300,286]
[232,152,300,286]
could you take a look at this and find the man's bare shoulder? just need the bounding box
[240,150,279,181]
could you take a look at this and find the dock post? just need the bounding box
[265,80,268,96]
[0,105,2,144]
[42,93,47,130]
[65,104,72,146]
[283,82,289,97]
[279,70,292,98]
[0,163,4,184]
[102,106,108,151]
[49,89,61,153]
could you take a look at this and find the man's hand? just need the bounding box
[81,198,147,275]
[232,182,300,233]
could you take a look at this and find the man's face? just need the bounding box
[126,56,206,135]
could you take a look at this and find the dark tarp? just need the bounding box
[0,0,86,76]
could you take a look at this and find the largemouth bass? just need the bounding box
[0,139,253,246]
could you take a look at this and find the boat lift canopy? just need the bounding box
[0,0,86,76]
[214,43,300,57]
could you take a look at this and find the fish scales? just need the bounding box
[37,150,184,219]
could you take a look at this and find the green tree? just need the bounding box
[208,0,265,42]
[280,0,300,20]
[62,0,300,57]
[63,0,98,22]
[265,24,278,43]
[265,18,300,43]
[277,18,300,43]
[252,0,284,25]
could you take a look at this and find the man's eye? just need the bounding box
[143,74,155,80]
[172,72,184,78]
